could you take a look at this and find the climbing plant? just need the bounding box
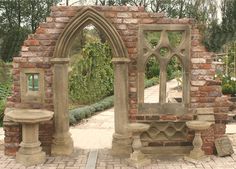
[69,42,113,104]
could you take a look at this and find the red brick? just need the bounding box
[24,39,40,46]
[36,27,46,34]
[141,18,156,24]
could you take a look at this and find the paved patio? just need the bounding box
[1,80,236,169]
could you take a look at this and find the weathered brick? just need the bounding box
[191,58,206,64]
[55,17,71,23]
[123,18,139,24]
[116,24,127,30]
[117,12,132,18]
[191,81,206,86]
[24,39,40,46]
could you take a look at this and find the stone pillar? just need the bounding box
[16,123,45,166]
[111,58,132,156]
[51,58,74,156]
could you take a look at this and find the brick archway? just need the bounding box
[50,7,131,156]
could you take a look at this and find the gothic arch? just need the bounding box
[53,6,128,58]
[51,7,130,156]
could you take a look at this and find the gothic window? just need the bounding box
[138,24,190,115]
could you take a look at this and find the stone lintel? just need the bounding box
[112,57,130,63]
[51,58,70,64]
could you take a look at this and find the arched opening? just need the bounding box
[144,55,160,103]
[68,24,114,149]
[51,7,130,155]
[166,55,183,103]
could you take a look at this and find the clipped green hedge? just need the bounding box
[69,77,158,125]
[69,96,114,125]
[144,77,159,88]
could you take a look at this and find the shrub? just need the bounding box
[0,60,12,127]
[222,83,234,95]
[220,75,236,95]
[144,77,159,88]
[69,96,114,125]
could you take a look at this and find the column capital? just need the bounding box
[51,58,69,64]
[112,57,130,63]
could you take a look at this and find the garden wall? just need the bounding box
[3,5,230,156]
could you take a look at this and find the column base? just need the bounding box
[126,151,151,168]
[189,149,205,160]
[111,133,132,157]
[51,135,74,156]
[16,151,45,166]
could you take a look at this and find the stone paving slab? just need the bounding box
[70,129,113,149]
[1,147,236,169]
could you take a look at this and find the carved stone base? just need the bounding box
[51,135,74,156]
[16,151,45,167]
[111,133,132,157]
[126,151,151,168]
[189,149,205,159]
[184,155,211,164]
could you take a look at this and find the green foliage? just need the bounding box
[204,0,236,52]
[221,75,236,95]
[167,56,182,80]
[0,0,59,61]
[144,31,161,48]
[69,42,114,104]
[145,31,183,80]
[144,77,159,88]
[222,83,234,95]
[145,56,160,79]
[69,96,114,125]
[0,60,12,127]
[0,27,30,61]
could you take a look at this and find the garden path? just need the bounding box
[70,79,180,149]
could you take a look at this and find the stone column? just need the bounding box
[111,58,132,156]
[51,58,74,156]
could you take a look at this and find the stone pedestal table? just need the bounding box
[127,123,151,168]
[186,120,212,160]
[5,109,54,166]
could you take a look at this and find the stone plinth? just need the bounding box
[127,123,151,168]
[186,120,211,160]
[5,109,54,166]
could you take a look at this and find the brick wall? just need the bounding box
[3,5,228,156]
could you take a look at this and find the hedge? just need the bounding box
[69,77,158,125]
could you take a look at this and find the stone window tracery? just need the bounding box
[138,24,190,115]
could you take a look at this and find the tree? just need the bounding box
[204,0,236,52]
[0,0,60,61]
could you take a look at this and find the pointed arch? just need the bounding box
[50,7,130,156]
[53,7,128,58]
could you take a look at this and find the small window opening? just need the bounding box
[27,74,39,91]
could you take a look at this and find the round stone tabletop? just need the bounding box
[127,123,150,133]
[5,109,54,123]
[186,120,212,131]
